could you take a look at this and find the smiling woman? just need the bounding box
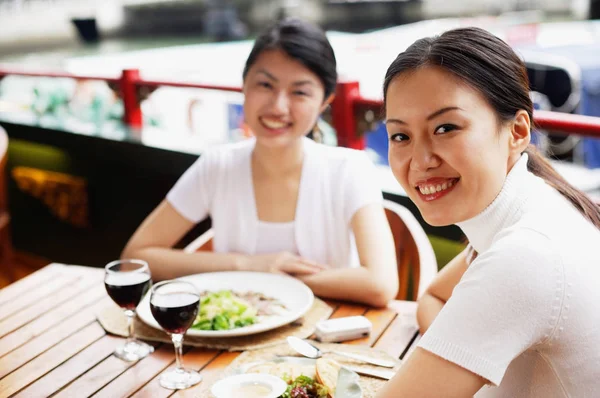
[378,27,600,398]
[121,17,399,308]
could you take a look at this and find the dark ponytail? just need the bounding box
[383,27,600,232]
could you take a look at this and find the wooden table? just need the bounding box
[0,263,420,398]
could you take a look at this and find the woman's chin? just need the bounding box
[255,132,299,148]
[419,211,457,227]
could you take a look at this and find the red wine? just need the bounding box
[105,273,151,310]
[151,292,199,334]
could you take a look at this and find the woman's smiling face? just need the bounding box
[385,66,513,226]
[242,49,330,150]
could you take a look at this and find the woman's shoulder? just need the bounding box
[198,138,255,165]
[462,229,562,313]
[489,226,557,264]
[475,227,562,291]
[208,137,255,155]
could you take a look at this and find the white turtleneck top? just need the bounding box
[417,154,600,397]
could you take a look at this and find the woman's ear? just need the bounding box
[320,94,335,113]
[509,110,531,155]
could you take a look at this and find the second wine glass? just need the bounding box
[150,280,202,390]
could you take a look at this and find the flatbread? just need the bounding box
[316,358,342,398]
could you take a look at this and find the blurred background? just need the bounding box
[1,0,600,282]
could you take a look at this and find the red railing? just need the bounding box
[1,69,600,149]
[345,82,600,150]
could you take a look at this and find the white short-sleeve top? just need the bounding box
[166,137,382,268]
[418,154,600,397]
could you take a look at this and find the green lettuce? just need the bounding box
[190,290,258,331]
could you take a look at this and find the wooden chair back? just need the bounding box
[383,200,438,301]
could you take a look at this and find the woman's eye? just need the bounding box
[389,133,409,142]
[434,124,458,134]
[258,81,273,89]
[293,90,309,97]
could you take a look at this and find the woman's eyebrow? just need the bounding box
[385,106,463,125]
[427,106,462,120]
[257,69,277,81]
[293,80,315,87]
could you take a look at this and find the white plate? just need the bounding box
[211,373,287,398]
[137,271,314,337]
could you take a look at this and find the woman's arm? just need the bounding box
[299,203,398,307]
[122,201,326,281]
[377,347,486,398]
[416,248,469,333]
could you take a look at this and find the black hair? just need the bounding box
[242,17,337,99]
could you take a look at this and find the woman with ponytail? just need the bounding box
[378,27,600,397]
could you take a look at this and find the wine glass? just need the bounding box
[104,259,154,362]
[150,280,202,390]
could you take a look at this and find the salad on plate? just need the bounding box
[191,290,288,331]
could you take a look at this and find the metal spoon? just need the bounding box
[286,336,396,368]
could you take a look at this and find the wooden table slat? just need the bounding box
[0,322,105,397]
[329,302,368,319]
[402,334,421,360]
[348,307,398,347]
[386,300,419,318]
[98,347,220,398]
[0,297,112,379]
[0,283,107,358]
[90,344,182,398]
[113,345,179,398]
[13,334,123,398]
[320,299,342,311]
[52,344,143,398]
[0,273,81,322]
[0,263,63,307]
[373,302,419,359]
[172,351,240,398]
[0,270,103,338]
[131,349,222,398]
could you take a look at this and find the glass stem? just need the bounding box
[172,334,184,371]
[125,310,135,344]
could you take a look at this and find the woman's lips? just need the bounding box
[260,117,292,135]
[415,178,460,202]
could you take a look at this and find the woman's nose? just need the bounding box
[270,91,290,114]
[410,140,441,172]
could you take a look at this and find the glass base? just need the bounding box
[159,368,202,390]
[114,339,154,362]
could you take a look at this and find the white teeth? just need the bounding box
[262,118,288,129]
[418,180,456,195]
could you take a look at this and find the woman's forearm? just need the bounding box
[299,267,397,307]
[416,293,446,334]
[122,247,246,281]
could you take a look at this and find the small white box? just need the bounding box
[314,316,372,343]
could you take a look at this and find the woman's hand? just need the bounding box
[241,252,327,276]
